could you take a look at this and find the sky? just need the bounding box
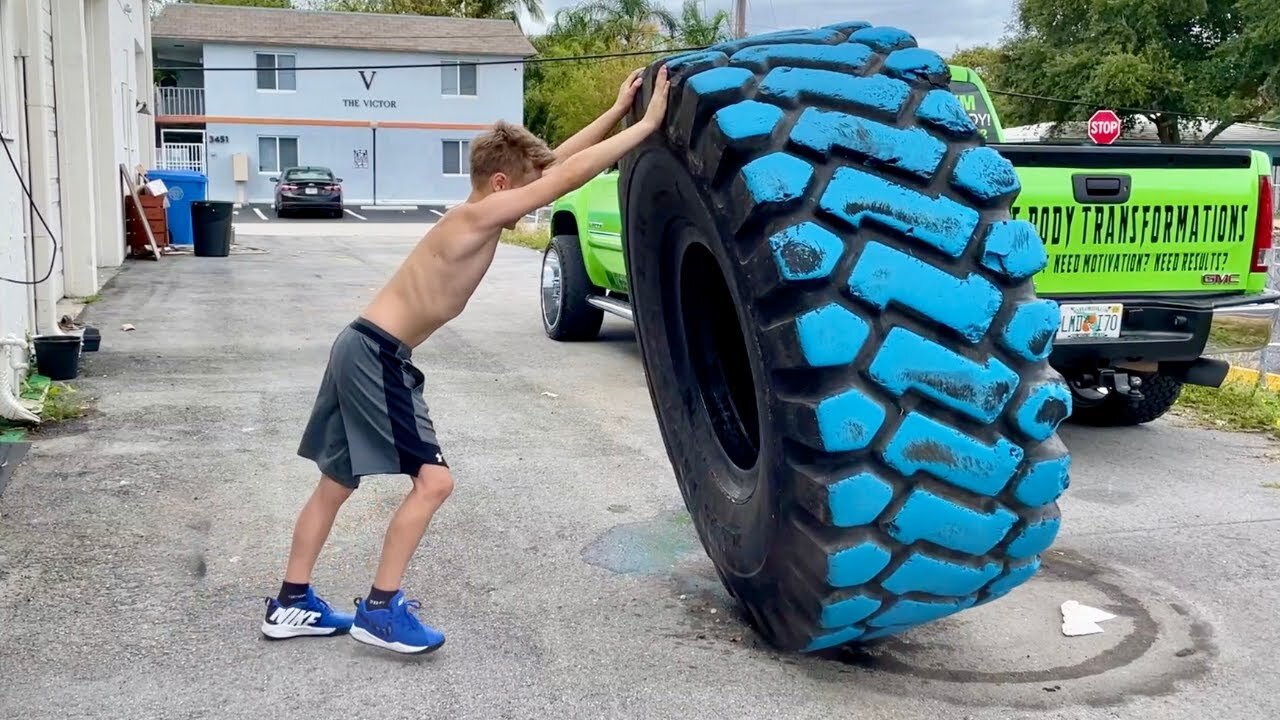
[525,0,1020,55]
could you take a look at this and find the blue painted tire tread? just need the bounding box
[629,22,1071,653]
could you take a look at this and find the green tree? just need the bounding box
[153,0,293,10]
[963,0,1278,143]
[946,45,1037,129]
[465,0,545,23]
[320,0,543,24]
[674,0,730,46]
[566,0,680,47]
[523,0,727,145]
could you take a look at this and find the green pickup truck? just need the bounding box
[540,63,1279,426]
[535,25,1278,656]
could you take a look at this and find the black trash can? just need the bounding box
[33,335,82,381]
[191,200,234,257]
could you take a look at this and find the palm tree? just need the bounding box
[574,0,680,47]
[675,0,729,46]
[463,0,544,23]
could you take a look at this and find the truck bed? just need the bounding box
[991,144,1265,297]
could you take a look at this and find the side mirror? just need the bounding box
[335,177,343,183]
[270,177,279,183]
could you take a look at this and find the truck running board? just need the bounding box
[586,295,633,322]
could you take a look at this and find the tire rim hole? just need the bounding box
[678,240,761,477]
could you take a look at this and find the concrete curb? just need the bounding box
[1226,365,1280,391]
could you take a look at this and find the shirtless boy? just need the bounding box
[257,65,670,655]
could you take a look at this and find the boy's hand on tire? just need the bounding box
[640,65,671,132]
[614,68,644,112]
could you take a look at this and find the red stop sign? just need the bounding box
[1088,109,1122,145]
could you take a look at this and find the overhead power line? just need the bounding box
[155,46,702,73]
[155,45,1280,131]
[156,30,669,42]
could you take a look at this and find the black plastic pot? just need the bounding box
[192,200,234,257]
[82,327,100,352]
[33,335,82,380]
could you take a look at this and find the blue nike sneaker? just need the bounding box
[260,587,354,640]
[349,591,446,654]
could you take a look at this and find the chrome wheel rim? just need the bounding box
[541,247,562,329]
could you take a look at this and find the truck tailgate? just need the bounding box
[993,145,1262,296]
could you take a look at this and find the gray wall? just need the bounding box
[204,123,483,204]
[197,42,524,205]
[202,43,525,125]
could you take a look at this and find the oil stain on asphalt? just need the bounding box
[580,510,702,577]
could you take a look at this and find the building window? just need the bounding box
[441,62,476,96]
[256,52,296,91]
[443,140,470,176]
[259,136,299,173]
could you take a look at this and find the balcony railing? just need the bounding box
[154,86,205,117]
[154,143,205,174]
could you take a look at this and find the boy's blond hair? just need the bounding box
[469,120,556,190]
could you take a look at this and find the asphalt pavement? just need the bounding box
[234,203,447,224]
[1,231,1278,719]
[230,203,547,225]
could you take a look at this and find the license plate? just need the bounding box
[305,187,318,195]
[1057,303,1123,340]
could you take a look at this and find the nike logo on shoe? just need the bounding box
[270,606,322,626]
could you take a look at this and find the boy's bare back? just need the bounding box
[362,207,504,349]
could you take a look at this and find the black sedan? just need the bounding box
[271,166,344,218]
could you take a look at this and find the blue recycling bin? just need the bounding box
[146,169,208,246]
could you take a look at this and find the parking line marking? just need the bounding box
[430,209,445,218]
[253,207,268,221]
[345,208,368,220]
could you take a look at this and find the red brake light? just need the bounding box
[1254,173,1274,273]
[280,183,297,191]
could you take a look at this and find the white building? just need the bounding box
[150,4,534,207]
[0,0,155,396]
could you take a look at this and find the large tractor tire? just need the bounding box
[618,23,1073,652]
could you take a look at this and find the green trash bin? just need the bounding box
[191,200,234,257]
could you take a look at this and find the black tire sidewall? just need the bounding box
[621,142,782,585]
[542,234,603,340]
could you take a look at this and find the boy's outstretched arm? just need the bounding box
[551,68,645,163]
[470,66,670,233]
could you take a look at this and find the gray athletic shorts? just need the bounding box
[297,317,447,489]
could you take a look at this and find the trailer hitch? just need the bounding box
[1069,369,1145,402]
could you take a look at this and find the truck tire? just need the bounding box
[1070,373,1182,426]
[541,233,605,341]
[618,22,1073,652]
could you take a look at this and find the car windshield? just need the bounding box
[284,169,333,182]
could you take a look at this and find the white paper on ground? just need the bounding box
[1061,600,1118,636]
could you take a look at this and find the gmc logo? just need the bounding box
[1201,273,1241,285]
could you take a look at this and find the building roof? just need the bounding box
[151,3,537,58]
[1004,117,1280,146]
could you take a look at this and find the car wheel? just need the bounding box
[541,234,605,341]
[617,22,1073,653]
